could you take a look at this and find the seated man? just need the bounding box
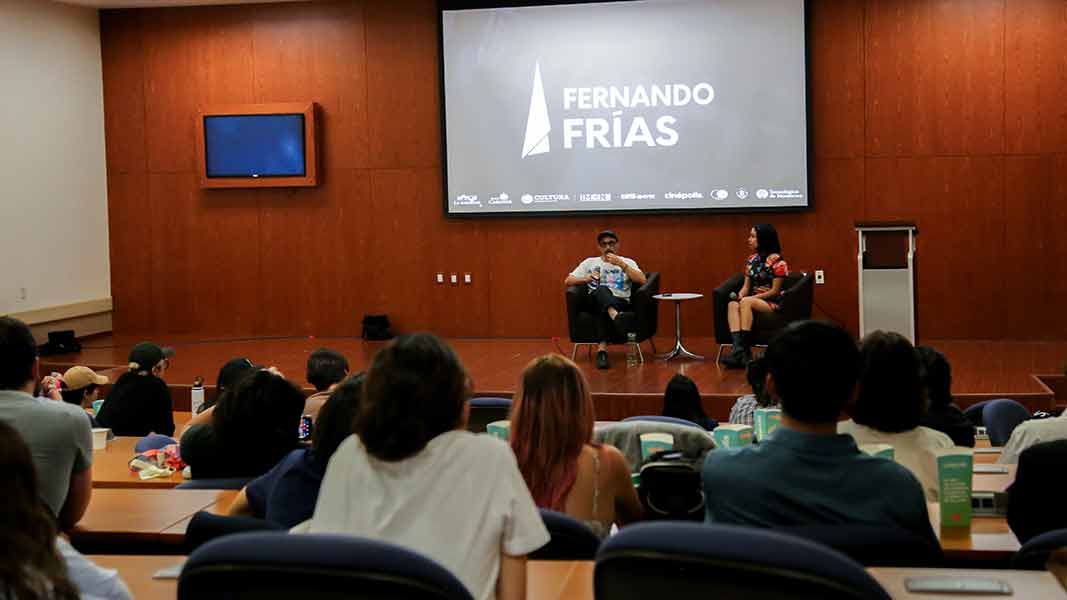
[564,229,646,370]
[0,317,93,529]
[916,346,975,447]
[702,320,937,545]
[1006,439,1067,543]
[302,347,349,421]
[997,409,1067,464]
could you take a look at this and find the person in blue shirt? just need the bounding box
[227,372,364,528]
[702,320,938,545]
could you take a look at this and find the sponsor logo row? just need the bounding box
[454,188,803,206]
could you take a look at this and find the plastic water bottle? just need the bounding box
[190,376,205,415]
[626,332,638,367]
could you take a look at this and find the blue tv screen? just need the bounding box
[204,114,306,178]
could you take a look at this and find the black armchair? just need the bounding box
[712,271,814,362]
[566,272,660,362]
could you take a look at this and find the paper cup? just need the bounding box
[91,428,110,450]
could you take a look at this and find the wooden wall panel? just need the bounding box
[1005,0,1067,154]
[101,0,1067,342]
[866,0,1005,156]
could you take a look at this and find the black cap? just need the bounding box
[597,229,619,243]
[128,342,174,372]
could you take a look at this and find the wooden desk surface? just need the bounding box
[71,489,232,547]
[88,558,1067,600]
[92,437,186,489]
[160,490,238,539]
[928,503,1020,562]
[973,464,1016,493]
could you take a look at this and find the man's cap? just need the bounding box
[62,366,109,390]
[128,342,175,372]
[597,229,619,243]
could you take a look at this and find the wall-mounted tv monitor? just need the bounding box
[196,102,318,188]
[440,0,810,216]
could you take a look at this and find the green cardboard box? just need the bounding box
[712,424,753,449]
[486,420,510,441]
[753,408,782,441]
[859,443,895,460]
[934,447,974,528]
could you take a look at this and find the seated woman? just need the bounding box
[0,420,132,600]
[721,224,789,369]
[838,331,954,501]
[307,334,548,600]
[661,374,713,430]
[96,342,175,436]
[180,369,305,480]
[916,346,975,447]
[510,354,643,538]
[228,373,364,528]
[727,357,777,426]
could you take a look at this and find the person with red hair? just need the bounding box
[509,354,643,537]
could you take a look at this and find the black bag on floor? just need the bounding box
[361,314,393,341]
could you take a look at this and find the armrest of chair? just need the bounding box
[776,272,814,322]
[631,272,660,339]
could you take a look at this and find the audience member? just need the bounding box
[726,356,776,426]
[181,368,305,479]
[0,317,92,528]
[0,420,131,600]
[95,342,175,436]
[702,321,937,544]
[303,347,349,421]
[916,346,974,447]
[308,333,548,600]
[1006,439,1067,543]
[838,331,954,501]
[511,355,642,537]
[203,357,257,413]
[229,373,364,528]
[997,406,1067,464]
[662,373,713,430]
[59,366,109,428]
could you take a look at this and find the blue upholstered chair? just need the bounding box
[622,415,717,431]
[529,509,602,560]
[184,511,283,554]
[1012,528,1067,570]
[963,400,989,428]
[468,396,512,434]
[179,532,474,600]
[983,398,1031,446]
[779,525,943,567]
[594,522,891,600]
[176,476,253,490]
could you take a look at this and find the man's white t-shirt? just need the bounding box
[308,431,550,600]
[569,256,641,299]
[837,420,954,501]
[997,413,1067,464]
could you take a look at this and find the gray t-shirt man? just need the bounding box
[0,389,93,516]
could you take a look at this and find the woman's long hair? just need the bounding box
[510,355,595,510]
[753,223,782,256]
[0,421,79,600]
[662,374,709,428]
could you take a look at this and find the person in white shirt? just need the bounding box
[838,331,954,501]
[308,333,549,600]
[564,230,647,370]
[997,411,1067,464]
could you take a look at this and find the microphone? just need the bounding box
[729,292,738,300]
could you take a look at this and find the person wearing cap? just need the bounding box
[95,342,176,437]
[60,366,109,429]
[564,230,647,369]
[0,316,94,528]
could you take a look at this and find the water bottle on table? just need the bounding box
[626,332,638,366]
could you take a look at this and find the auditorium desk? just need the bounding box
[70,489,235,552]
[87,558,1067,600]
[928,504,1020,562]
[92,437,186,489]
[973,464,1016,493]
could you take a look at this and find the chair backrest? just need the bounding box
[963,400,989,428]
[622,415,704,430]
[467,396,511,434]
[778,272,814,320]
[779,525,943,567]
[566,272,660,344]
[529,509,602,560]
[184,511,284,554]
[595,522,891,600]
[179,532,474,600]
[176,476,254,490]
[983,398,1031,445]
[595,421,715,469]
[638,460,705,521]
[1013,527,1067,569]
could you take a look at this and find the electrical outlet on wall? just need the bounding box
[15,287,27,304]
[463,273,472,284]
[450,273,458,285]
[435,273,444,284]
[815,270,825,285]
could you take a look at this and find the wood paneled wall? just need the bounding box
[102,0,1067,341]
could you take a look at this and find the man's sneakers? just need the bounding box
[596,350,610,370]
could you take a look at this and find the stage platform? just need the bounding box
[42,335,1066,422]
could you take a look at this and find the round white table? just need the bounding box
[652,293,704,361]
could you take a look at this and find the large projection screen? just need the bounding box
[440,0,810,216]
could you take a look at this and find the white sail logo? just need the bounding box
[521,62,551,158]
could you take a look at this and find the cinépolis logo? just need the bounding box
[521,61,715,159]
